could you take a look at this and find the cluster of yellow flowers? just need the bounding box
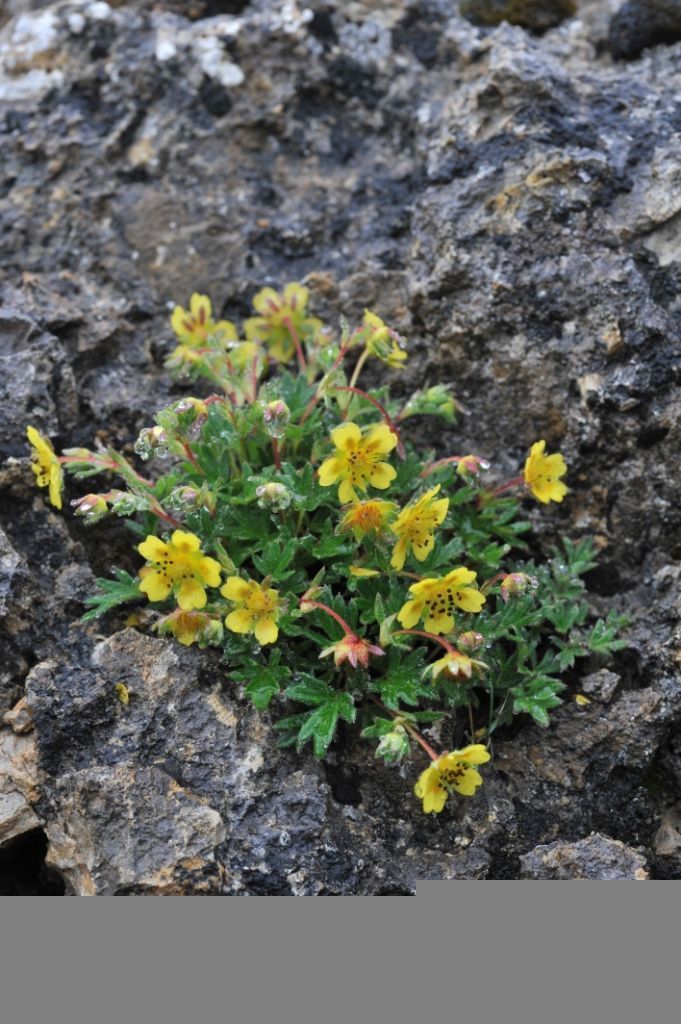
[24,282,571,818]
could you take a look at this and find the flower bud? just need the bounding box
[456,454,491,478]
[256,482,292,511]
[262,399,290,439]
[134,425,170,461]
[164,486,202,515]
[500,572,538,603]
[71,493,108,525]
[458,631,484,653]
[376,725,410,764]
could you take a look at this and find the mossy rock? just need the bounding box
[460,0,577,32]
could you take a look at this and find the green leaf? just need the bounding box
[81,569,142,622]
[587,612,629,655]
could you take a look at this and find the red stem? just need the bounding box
[420,455,469,478]
[395,628,456,654]
[250,353,260,403]
[272,437,282,471]
[282,316,307,372]
[300,599,354,637]
[490,474,524,497]
[333,385,405,458]
[182,442,203,475]
[299,341,353,427]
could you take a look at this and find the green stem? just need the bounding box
[348,347,370,390]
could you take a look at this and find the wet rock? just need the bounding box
[609,0,681,60]
[581,668,620,704]
[520,834,649,878]
[460,0,577,32]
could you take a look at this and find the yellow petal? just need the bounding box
[170,305,190,338]
[318,456,344,486]
[221,577,253,601]
[254,617,278,645]
[176,578,207,611]
[365,423,397,454]
[171,530,201,552]
[411,533,435,563]
[139,570,172,603]
[338,478,358,503]
[244,316,268,340]
[444,567,477,587]
[452,767,483,797]
[49,463,63,509]
[190,293,212,320]
[455,588,486,613]
[138,535,169,563]
[199,556,222,588]
[330,422,362,450]
[252,287,280,315]
[452,744,491,765]
[368,462,397,490]
[397,599,423,629]
[214,320,238,341]
[226,608,253,634]
[349,566,380,577]
[283,282,309,310]
[432,498,450,523]
[390,537,408,571]
[424,612,454,635]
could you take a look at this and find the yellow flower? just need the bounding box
[348,566,380,578]
[415,745,491,813]
[397,567,485,635]
[26,426,63,509]
[390,484,449,570]
[318,422,397,503]
[362,310,407,369]
[339,499,397,540]
[523,440,568,504]
[227,340,260,371]
[138,530,222,610]
[429,650,487,681]
[156,608,221,647]
[170,293,237,348]
[244,282,323,362]
[221,576,280,645]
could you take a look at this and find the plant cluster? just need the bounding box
[26,283,626,813]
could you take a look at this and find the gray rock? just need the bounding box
[609,0,681,60]
[581,669,620,704]
[520,834,649,878]
[0,1,680,890]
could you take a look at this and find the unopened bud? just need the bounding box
[500,572,538,603]
[71,493,108,524]
[262,400,290,439]
[256,481,291,510]
[457,454,491,478]
[458,631,484,653]
[134,425,170,461]
[376,725,410,764]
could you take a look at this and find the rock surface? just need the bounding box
[520,833,649,879]
[0,0,680,891]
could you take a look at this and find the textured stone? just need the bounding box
[0,0,680,890]
[461,0,577,32]
[609,0,681,60]
[520,834,649,879]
